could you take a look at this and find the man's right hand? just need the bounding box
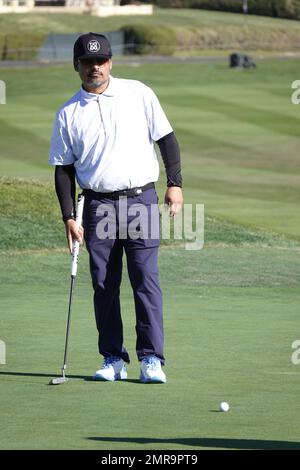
[65,219,84,254]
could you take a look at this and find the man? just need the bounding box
[49,33,183,383]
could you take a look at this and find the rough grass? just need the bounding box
[0,177,299,252]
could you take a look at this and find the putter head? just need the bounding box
[49,376,69,385]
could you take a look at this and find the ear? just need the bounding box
[74,60,79,72]
[109,59,113,71]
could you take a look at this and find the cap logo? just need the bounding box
[87,40,100,53]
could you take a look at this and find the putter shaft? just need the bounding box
[49,194,85,386]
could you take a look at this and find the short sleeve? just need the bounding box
[48,111,75,166]
[144,86,173,142]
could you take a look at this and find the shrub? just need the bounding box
[122,24,177,55]
[0,33,44,61]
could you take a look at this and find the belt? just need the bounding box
[83,182,155,200]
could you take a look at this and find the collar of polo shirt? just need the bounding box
[80,75,115,101]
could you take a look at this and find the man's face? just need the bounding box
[75,57,112,93]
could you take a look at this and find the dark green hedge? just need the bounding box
[151,0,300,20]
[122,24,177,55]
[0,33,44,61]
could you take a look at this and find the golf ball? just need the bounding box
[219,401,230,412]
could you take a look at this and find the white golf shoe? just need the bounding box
[140,355,166,383]
[93,356,127,381]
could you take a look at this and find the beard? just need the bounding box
[87,79,102,89]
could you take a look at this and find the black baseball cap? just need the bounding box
[73,32,112,61]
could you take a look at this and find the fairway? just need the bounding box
[1,59,300,238]
[0,58,300,450]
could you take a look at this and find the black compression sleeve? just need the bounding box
[156,132,182,187]
[54,165,76,222]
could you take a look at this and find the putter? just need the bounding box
[49,193,85,385]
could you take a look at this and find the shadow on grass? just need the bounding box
[0,371,162,385]
[0,371,89,381]
[86,436,300,450]
[91,378,143,384]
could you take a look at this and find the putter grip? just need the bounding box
[71,194,85,277]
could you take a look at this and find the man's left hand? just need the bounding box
[164,186,183,217]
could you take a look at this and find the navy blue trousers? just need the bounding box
[83,188,164,365]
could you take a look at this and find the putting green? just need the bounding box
[0,244,299,450]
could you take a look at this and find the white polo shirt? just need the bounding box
[49,76,173,192]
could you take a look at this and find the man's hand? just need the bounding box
[65,219,84,254]
[164,186,183,217]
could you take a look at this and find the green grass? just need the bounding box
[0,58,300,449]
[2,8,300,34]
[1,8,300,54]
[0,59,300,240]
[0,246,299,449]
[0,177,298,252]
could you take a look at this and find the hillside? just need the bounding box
[1,8,300,58]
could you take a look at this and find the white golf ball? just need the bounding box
[219,401,230,412]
